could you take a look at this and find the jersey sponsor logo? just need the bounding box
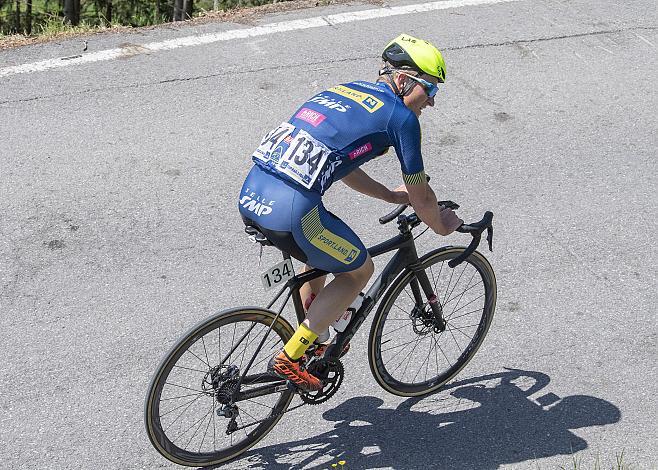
[295,107,327,127]
[328,85,385,113]
[348,142,372,160]
[301,206,360,265]
[312,231,360,264]
[307,94,351,112]
[353,81,386,93]
[319,157,342,192]
[239,189,275,217]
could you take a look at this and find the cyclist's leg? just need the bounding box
[300,265,326,312]
[304,255,374,334]
[290,197,373,338]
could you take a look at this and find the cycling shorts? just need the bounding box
[238,165,368,273]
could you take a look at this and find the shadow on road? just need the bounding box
[209,368,620,469]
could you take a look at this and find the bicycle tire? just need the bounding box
[368,247,496,397]
[145,307,295,467]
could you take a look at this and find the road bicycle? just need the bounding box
[145,200,496,467]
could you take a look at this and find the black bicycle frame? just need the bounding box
[232,217,446,404]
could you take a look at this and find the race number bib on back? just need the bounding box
[253,122,295,163]
[253,123,331,189]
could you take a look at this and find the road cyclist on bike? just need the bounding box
[238,34,463,392]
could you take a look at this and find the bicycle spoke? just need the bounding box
[381,336,428,354]
[160,391,206,401]
[164,392,206,433]
[413,335,435,383]
[382,319,412,337]
[173,364,208,374]
[445,270,478,318]
[442,268,455,305]
[185,402,213,450]
[423,337,434,382]
[390,334,424,376]
[160,395,207,419]
[239,407,262,428]
[238,411,249,439]
[448,324,477,340]
[201,337,210,371]
[403,285,415,304]
[164,382,205,394]
[443,278,483,305]
[243,398,276,410]
[392,302,411,316]
[432,335,441,377]
[434,336,453,368]
[447,308,484,322]
[171,407,213,446]
[447,293,485,318]
[447,323,463,353]
[444,263,468,307]
[198,401,214,452]
[185,349,211,369]
[238,325,254,371]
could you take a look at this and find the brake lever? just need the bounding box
[486,225,494,252]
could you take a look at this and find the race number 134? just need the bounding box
[261,258,295,290]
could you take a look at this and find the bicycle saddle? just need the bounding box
[244,225,273,246]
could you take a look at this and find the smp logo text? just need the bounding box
[308,94,351,113]
[240,189,275,217]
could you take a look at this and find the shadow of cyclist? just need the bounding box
[207,368,620,469]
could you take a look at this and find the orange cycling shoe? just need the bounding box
[268,350,323,391]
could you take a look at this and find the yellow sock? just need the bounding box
[283,323,318,360]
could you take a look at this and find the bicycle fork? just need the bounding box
[408,264,446,332]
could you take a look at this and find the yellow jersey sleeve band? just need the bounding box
[403,170,426,185]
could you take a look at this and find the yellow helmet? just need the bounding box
[382,34,446,82]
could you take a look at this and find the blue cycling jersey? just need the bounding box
[251,81,426,194]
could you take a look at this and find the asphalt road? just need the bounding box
[1,0,656,468]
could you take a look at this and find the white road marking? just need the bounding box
[634,32,655,48]
[0,0,521,78]
[596,45,614,55]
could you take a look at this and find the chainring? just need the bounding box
[299,359,344,405]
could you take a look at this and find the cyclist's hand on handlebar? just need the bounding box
[387,184,410,205]
[438,204,463,235]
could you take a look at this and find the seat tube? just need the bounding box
[282,252,306,326]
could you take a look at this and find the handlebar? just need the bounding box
[450,210,494,268]
[378,201,494,269]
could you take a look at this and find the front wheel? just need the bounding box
[368,247,497,397]
[145,307,295,467]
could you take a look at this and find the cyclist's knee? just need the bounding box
[342,255,373,283]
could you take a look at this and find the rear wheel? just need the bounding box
[145,307,295,467]
[368,247,496,397]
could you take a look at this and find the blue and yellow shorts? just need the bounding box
[238,165,367,273]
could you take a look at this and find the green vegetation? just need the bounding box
[0,0,288,37]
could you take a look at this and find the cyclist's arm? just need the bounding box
[389,110,461,235]
[406,178,462,236]
[342,168,407,203]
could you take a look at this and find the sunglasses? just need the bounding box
[399,72,438,98]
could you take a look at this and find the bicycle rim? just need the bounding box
[369,247,497,397]
[145,307,295,467]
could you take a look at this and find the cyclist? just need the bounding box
[238,34,462,391]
